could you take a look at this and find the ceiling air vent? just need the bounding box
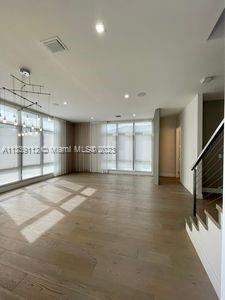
[42,36,67,53]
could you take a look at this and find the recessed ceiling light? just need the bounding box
[124,94,130,99]
[137,92,146,97]
[20,68,30,77]
[132,113,136,117]
[95,22,105,34]
[63,101,68,105]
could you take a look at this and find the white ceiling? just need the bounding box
[0,0,224,122]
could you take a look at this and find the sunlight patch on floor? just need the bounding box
[21,210,64,243]
[34,185,71,203]
[24,182,47,191]
[60,195,86,212]
[0,179,97,243]
[81,187,96,197]
[0,189,24,201]
[56,180,83,192]
[0,194,48,226]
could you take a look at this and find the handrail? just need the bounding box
[191,119,224,171]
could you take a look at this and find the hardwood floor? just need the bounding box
[0,173,218,299]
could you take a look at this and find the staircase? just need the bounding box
[185,119,224,299]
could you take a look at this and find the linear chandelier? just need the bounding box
[0,69,52,136]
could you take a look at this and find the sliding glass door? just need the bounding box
[107,120,153,173]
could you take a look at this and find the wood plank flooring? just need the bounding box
[0,173,218,299]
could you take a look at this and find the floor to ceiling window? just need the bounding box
[106,123,117,170]
[43,117,54,175]
[0,101,55,187]
[117,122,133,171]
[22,111,42,180]
[0,104,20,185]
[107,121,153,173]
[134,121,153,172]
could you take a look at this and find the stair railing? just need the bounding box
[191,119,224,217]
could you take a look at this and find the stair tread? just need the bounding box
[204,209,221,229]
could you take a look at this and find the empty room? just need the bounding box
[0,1,224,299]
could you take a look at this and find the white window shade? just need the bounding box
[134,122,152,172]
[90,122,108,173]
[117,123,133,171]
[22,134,41,179]
[0,123,19,185]
[0,124,18,169]
[107,123,117,170]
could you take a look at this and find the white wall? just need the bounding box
[186,216,222,298]
[179,94,202,193]
[159,115,177,177]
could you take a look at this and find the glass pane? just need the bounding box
[43,117,54,131]
[134,121,152,172]
[22,166,41,180]
[117,123,133,171]
[0,124,18,169]
[107,124,116,170]
[22,134,41,166]
[22,132,41,179]
[43,163,54,175]
[21,111,41,129]
[0,104,18,125]
[0,169,19,185]
[43,132,54,164]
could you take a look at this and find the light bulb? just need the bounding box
[3,116,7,124]
[23,122,26,128]
[31,125,34,130]
[21,133,24,136]
[95,22,105,34]
[14,119,18,126]
[39,128,43,132]
[18,133,21,137]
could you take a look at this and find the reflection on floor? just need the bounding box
[0,173,218,299]
[0,178,93,244]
